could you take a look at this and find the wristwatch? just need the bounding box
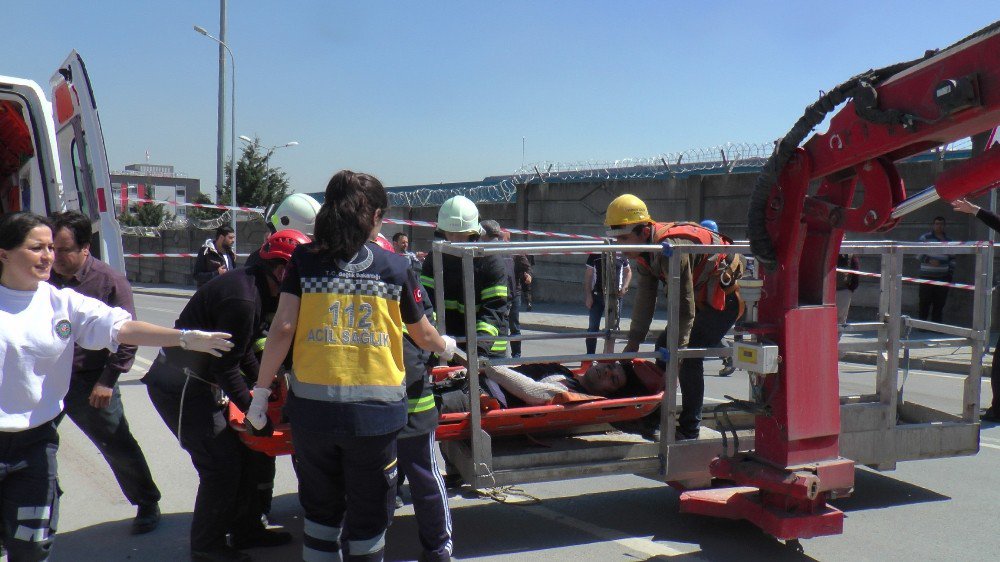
[178,329,190,350]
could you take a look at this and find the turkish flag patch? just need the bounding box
[413,288,423,303]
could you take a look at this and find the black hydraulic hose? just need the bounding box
[746,20,1000,271]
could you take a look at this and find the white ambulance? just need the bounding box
[0,51,124,272]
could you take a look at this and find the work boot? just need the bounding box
[191,545,252,562]
[982,407,1000,422]
[131,502,161,535]
[718,358,736,377]
[230,529,293,550]
[395,494,405,509]
[442,472,464,489]
[675,427,700,440]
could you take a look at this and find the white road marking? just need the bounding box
[135,305,181,314]
[524,504,687,557]
[981,443,1000,451]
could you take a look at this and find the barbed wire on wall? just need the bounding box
[118,137,983,236]
[387,141,778,208]
[119,210,264,237]
[387,137,980,208]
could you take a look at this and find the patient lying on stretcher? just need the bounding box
[438,360,664,413]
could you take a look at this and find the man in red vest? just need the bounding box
[605,194,743,439]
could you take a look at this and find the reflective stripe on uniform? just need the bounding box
[444,299,465,313]
[490,340,508,353]
[303,545,342,562]
[288,376,406,403]
[303,519,342,561]
[347,531,386,555]
[16,507,51,520]
[14,525,48,542]
[476,321,499,336]
[407,394,436,413]
[420,275,435,288]
[480,284,508,300]
[304,519,342,542]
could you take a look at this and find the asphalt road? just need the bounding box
[47,293,1000,561]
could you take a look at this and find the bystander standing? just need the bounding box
[916,216,954,323]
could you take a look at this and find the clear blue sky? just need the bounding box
[4,1,998,196]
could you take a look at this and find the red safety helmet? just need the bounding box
[374,233,394,252]
[259,229,310,262]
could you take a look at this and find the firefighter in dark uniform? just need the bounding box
[420,196,509,487]
[419,195,509,359]
[247,171,457,562]
[143,229,310,562]
[397,285,453,561]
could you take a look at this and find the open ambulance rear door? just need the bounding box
[0,76,60,218]
[50,51,125,274]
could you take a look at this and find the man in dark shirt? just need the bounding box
[48,211,162,534]
[143,230,308,561]
[584,252,632,355]
[193,225,237,287]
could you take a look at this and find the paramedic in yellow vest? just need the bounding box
[606,194,742,440]
[246,170,458,562]
[420,196,510,360]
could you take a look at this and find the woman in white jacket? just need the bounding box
[0,212,232,562]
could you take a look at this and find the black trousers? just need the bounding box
[918,281,950,323]
[397,432,452,561]
[59,376,160,507]
[656,293,741,437]
[990,339,1000,413]
[293,426,398,562]
[0,421,60,562]
[146,384,263,552]
[509,294,522,358]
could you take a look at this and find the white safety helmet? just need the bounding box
[266,193,321,236]
[437,195,481,234]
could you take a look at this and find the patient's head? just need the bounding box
[580,361,626,396]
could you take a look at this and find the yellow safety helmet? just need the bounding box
[605,194,653,236]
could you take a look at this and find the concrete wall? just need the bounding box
[381,158,999,327]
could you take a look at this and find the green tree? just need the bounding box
[221,137,291,210]
[135,202,167,227]
[117,203,167,227]
[187,193,225,221]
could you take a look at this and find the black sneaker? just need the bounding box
[191,546,252,562]
[395,495,405,509]
[675,427,700,440]
[231,529,293,550]
[131,502,161,535]
[982,407,1000,422]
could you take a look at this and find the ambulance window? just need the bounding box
[69,138,91,218]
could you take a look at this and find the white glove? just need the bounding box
[179,330,234,357]
[246,387,271,430]
[439,335,458,362]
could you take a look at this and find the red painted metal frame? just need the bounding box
[682,27,1000,540]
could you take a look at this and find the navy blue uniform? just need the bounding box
[282,242,422,562]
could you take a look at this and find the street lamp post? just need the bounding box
[194,24,238,240]
[239,135,299,177]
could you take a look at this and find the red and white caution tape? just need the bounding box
[381,217,603,240]
[837,268,975,290]
[126,253,251,259]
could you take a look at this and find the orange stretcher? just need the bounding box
[228,365,662,456]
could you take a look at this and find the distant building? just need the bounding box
[109,164,202,218]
